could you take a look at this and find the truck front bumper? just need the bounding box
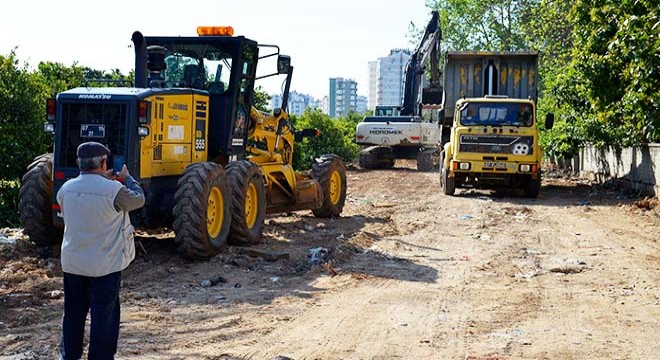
[449,159,539,177]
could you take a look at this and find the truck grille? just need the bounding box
[459,135,534,155]
[59,102,128,168]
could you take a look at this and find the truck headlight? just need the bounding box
[519,164,531,172]
[459,162,471,170]
[44,123,55,133]
[138,126,149,136]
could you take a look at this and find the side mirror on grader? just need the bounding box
[277,55,291,74]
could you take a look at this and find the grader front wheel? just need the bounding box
[173,162,231,258]
[312,155,347,218]
[226,160,266,246]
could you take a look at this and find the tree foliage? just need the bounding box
[292,109,361,170]
[427,0,538,51]
[424,0,659,158]
[0,51,51,181]
[253,85,271,112]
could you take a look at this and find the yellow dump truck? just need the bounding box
[439,52,554,197]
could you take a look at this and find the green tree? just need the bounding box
[36,61,87,96]
[0,51,50,180]
[253,86,271,112]
[0,51,51,226]
[426,0,538,51]
[554,0,660,149]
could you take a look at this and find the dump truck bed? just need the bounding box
[442,51,539,124]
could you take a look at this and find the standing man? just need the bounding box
[57,142,145,360]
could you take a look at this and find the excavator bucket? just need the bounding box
[422,87,443,106]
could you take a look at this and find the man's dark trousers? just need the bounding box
[60,271,121,360]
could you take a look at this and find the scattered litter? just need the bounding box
[47,290,64,299]
[234,283,242,288]
[459,214,473,221]
[460,255,471,261]
[419,339,431,344]
[373,202,397,208]
[308,247,329,265]
[270,276,280,282]
[476,196,493,202]
[304,225,315,232]
[200,275,227,288]
[322,262,339,277]
[335,234,345,240]
[513,212,528,221]
[580,200,590,206]
[0,236,16,245]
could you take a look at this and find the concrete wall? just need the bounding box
[579,144,660,196]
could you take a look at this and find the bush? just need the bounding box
[292,109,362,170]
[0,179,20,227]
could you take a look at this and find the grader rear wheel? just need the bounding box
[18,153,61,246]
[416,150,434,172]
[226,160,266,246]
[311,155,347,218]
[172,162,231,258]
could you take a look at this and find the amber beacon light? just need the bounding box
[197,26,235,36]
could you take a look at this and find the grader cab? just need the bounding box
[19,26,347,258]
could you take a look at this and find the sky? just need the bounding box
[0,0,432,100]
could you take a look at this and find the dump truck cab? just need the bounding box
[442,96,552,197]
[439,51,554,198]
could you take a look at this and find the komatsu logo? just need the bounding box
[78,94,111,100]
[369,130,403,135]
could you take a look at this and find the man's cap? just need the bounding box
[77,142,111,158]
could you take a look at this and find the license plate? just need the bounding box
[80,124,106,138]
[484,161,507,169]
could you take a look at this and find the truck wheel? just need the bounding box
[312,155,347,218]
[173,162,231,259]
[441,166,455,196]
[383,159,395,169]
[416,150,434,172]
[18,153,62,246]
[226,160,266,246]
[524,175,541,198]
[359,152,376,169]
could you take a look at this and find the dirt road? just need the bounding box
[2,162,660,359]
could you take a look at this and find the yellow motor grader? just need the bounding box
[19,26,347,258]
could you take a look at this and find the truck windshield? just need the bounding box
[460,102,534,127]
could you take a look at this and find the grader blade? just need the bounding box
[266,179,322,214]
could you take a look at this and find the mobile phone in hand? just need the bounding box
[113,155,125,174]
